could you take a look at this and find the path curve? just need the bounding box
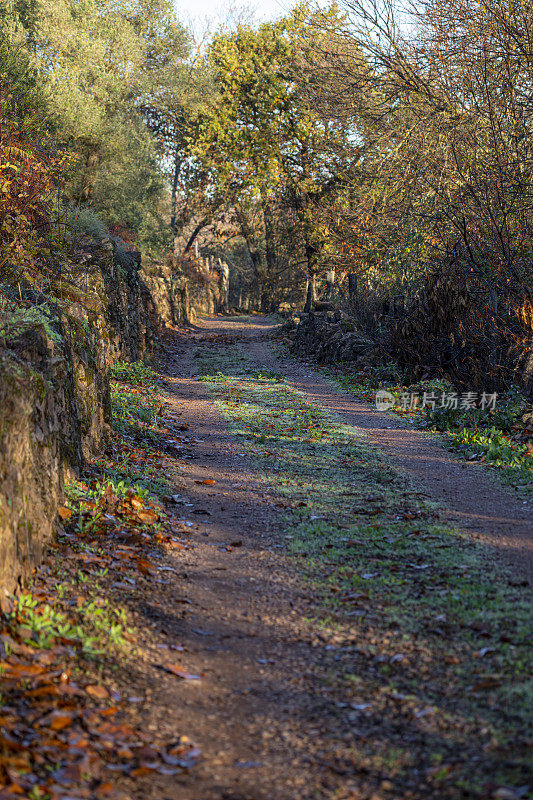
[201,314,533,580]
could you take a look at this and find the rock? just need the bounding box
[521,409,533,429]
[290,310,375,365]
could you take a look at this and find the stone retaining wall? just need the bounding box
[0,247,222,594]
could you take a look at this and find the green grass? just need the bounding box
[96,360,174,495]
[110,360,163,439]
[2,589,131,655]
[194,341,533,799]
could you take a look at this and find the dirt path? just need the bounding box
[124,321,355,800]
[120,314,531,800]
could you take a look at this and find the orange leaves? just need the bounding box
[134,558,153,576]
[85,685,109,700]
[0,97,75,278]
[195,479,216,486]
[48,712,75,731]
[136,508,158,525]
[0,662,48,680]
[57,506,72,521]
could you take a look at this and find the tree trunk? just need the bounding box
[77,145,99,204]
[235,207,266,307]
[170,154,181,234]
[303,241,318,313]
[263,202,277,279]
[184,218,209,255]
[326,269,335,299]
[348,273,358,310]
[303,276,316,313]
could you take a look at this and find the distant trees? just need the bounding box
[175,5,356,309]
[300,0,533,388]
[302,0,533,290]
[3,0,532,390]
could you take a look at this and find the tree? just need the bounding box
[185,4,355,309]
[12,0,190,253]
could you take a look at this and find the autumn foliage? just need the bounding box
[0,76,69,284]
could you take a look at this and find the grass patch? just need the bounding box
[98,360,176,495]
[110,360,163,440]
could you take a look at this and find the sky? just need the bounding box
[175,0,299,41]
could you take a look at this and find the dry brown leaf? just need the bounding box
[469,678,501,691]
[131,766,157,777]
[137,509,158,524]
[49,714,74,731]
[85,684,109,700]
[135,558,153,575]
[1,663,47,680]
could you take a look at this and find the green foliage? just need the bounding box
[0,3,51,134]
[185,4,353,297]
[110,360,158,384]
[6,592,99,652]
[65,205,110,242]
[110,360,162,438]
[450,428,532,474]
[3,0,191,258]
[428,387,528,434]
[0,297,62,345]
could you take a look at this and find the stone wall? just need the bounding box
[188,278,224,320]
[0,246,222,595]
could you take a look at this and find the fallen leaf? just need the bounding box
[137,509,158,524]
[131,766,157,777]
[1,663,47,680]
[135,558,153,575]
[57,506,72,521]
[444,655,461,664]
[50,714,74,731]
[195,479,216,486]
[85,684,109,700]
[163,664,201,681]
[469,678,502,691]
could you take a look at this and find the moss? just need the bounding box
[0,301,63,348]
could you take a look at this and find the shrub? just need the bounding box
[66,205,111,243]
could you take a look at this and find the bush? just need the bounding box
[66,206,111,243]
[0,31,69,285]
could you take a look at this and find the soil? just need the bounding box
[114,314,532,800]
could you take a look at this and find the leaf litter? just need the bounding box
[0,356,202,799]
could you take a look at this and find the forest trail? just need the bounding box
[120,315,532,800]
